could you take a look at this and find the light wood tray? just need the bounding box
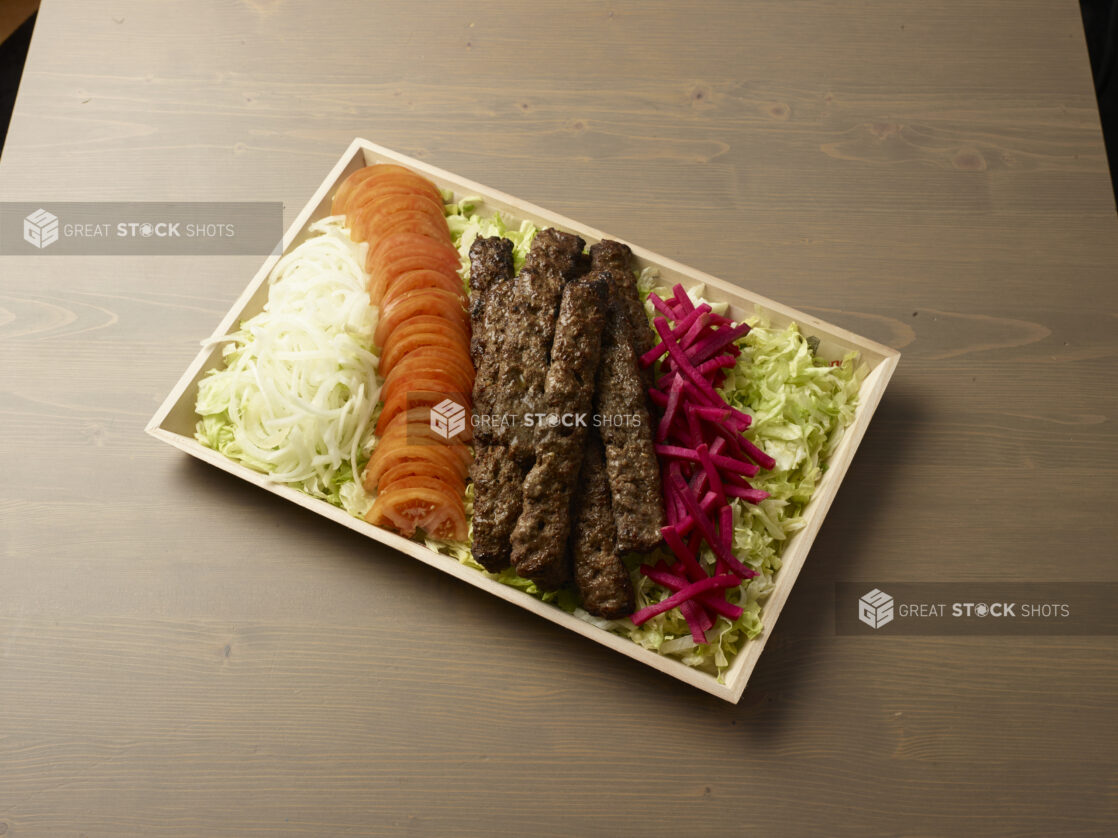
[147,138,900,702]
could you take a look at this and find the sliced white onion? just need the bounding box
[196,215,379,511]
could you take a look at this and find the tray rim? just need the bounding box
[147,137,901,703]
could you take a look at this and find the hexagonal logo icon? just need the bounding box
[24,208,59,249]
[429,398,466,440]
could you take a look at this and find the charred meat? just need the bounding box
[589,240,655,369]
[468,237,516,572]
[594,300,665,553]
[571,430,635,618]
[510,274,607,589]
[488,228,585,458]
[470,230,585,572]
[468,236,515,368]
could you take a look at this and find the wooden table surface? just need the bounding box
[2,1,1116,835]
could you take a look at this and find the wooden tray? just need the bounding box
[147,138,900,702]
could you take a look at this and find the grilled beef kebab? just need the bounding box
[469,229,586,573]
[510,274,608,589]
[468,231,662,612]
[467,236,520,573]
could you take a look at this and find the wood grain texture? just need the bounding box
[1,0,1116,835]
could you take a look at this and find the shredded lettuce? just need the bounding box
[614,276,865,676]
[442,191,537,273]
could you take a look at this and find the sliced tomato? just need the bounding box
[346,166,443,206]
[427,506,469,541]
[370,259,461,307]
[368,236,460,292]
[377,477,464,514]
[374,422,472,474]
[381,371,466,420]
[370,209,452,242]
[358,210,452,250]
[376,381,471,436]
[331,166,377,216]
[363,439,469,491]
[381,315,469,352]
[366,486,467,541]
[382,348,475,397]
[381,359,469,399]
[367,241,462,293]
[350,185,444,225]
[376,409,472,455]
[368,231,461,276]
[373,288,468,348]
[377,405,473,445]
[382,269,465,310]
[380,327,472,377]
[347,189,446,235]
[381,368,472,414]
[382,475,464,498]
[378,458,466,495]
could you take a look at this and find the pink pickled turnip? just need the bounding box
[635,286,773,642]
[656,374,685,443]
[630,574,739,626]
